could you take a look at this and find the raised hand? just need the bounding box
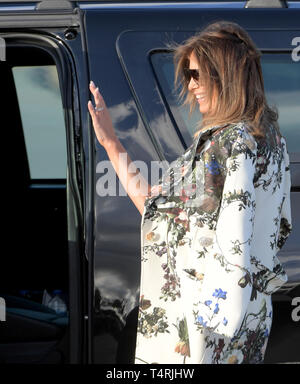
[88,81,117,148]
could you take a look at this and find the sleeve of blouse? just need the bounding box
[194,133,257,339]
[277,140,292,251]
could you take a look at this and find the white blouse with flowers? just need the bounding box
[134,121,292,364]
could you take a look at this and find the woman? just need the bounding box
[88,21,292,364]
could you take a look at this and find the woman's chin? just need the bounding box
[199,105,208,114]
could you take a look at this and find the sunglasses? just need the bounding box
[183,68,200,83]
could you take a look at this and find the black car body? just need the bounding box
[0,0,299,364]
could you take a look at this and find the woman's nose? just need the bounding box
[188,77,199,91]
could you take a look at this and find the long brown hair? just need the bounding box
[171,20,279,138]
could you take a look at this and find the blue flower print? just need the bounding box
[222,317,228,326]
[214,303,219,314]
[204,300,212,307]
[197,316,208,327]
[264,329,269,338]
[205,159,222,175]
[213,288,227,300]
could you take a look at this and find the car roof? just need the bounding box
[0,0,298,11]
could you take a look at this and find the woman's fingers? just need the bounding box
[88,100,105,143]
[88,80,118,147]
[89,81,104,108]
[87,100,96,118]
[87,100,100,130]
[88,81,106,122]
[89,80,98,95]
[93,88,103,107]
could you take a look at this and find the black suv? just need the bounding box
[0,0,299,364]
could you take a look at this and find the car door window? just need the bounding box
[12,65,67,179]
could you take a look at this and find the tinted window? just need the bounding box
[12,65,67,179]
[151,52,300,161]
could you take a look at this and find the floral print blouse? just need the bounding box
[134,121,292,364]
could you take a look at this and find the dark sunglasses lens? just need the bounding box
[183,68,191,82]
[184,69,199,83]
[191,69,199,82]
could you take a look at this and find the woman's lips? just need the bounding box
[196,95,206,103]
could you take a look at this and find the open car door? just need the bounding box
[0,2,93,364]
